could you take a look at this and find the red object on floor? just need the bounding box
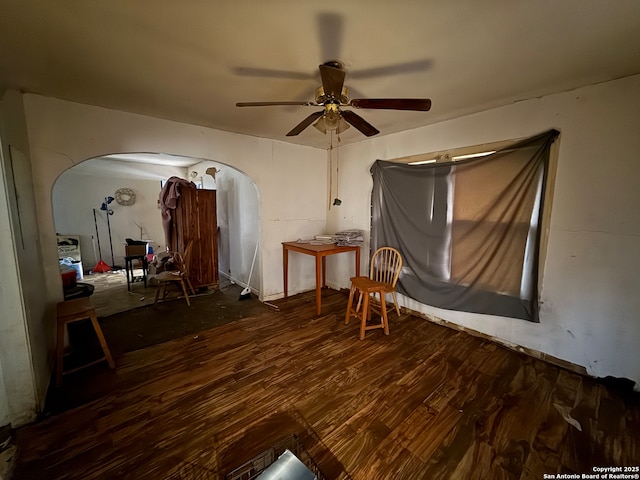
[93,260,112,273]
[61,270,77,288]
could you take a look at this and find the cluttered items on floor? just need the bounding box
[60,257,94,300]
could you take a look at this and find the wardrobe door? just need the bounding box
[173,189,218,289]
[193,189,218,288]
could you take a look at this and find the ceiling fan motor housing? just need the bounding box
[315,86,350,105]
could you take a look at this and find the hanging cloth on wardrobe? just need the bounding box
[159,176,196,251]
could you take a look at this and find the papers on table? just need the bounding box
[294,229,364,246]
[334,229,364,246]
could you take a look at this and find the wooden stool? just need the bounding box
[344,276,390,340]
[56,297,115,387]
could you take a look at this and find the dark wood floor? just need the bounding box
[13,289,640,479]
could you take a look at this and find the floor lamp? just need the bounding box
[100,196,121,271]
[92,204,112,273]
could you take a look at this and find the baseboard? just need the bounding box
[410,310,588,377]
[219,271,258,295]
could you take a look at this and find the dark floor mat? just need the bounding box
[100,286,268,355]
[44,283,270,417]
[67,282,268,357]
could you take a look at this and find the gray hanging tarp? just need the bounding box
[370,129,559,322]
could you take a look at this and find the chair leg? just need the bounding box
[380,292,390,336]
[185,277,196,296]
[345,284,356,325]
[359,292,370,340]
[154,282,162,305]
[89,312,115,369]
[355,292,363,313]
[180,279,191,306]
[391,290,401,316]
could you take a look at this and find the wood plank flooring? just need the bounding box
[13,289,640,479]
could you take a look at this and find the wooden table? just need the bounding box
[124,254,148,291]
[283,241,361,315]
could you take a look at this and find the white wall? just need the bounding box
[327,74,640,387]
[0,140,34,427]
[52,164,185,268]
[0,91,44,427]
[189,161,262,295]
[23,94,327,311]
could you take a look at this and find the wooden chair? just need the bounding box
[56,297,115,387]
[154,241,196,306]
[345,247,403,340]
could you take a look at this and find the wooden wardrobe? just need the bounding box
[170,188,219,290]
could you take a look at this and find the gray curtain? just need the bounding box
[370,130,559,322]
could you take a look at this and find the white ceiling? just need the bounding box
[1,0,640,150]
[68,154,203,181]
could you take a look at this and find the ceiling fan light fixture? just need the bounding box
[313,119,327,134]
[313,115,350,134]
[336,117,350,134]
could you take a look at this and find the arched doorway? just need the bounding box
[52,152,261,316]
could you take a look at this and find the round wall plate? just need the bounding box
[115,187,136,206]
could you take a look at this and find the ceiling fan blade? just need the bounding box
[319,63,346,99]
[236,101,317,107]
[232,67,313,80]
[349,59,432,79]
[286,111,325,136]
[341,110,380,137]
[350,98,432,111]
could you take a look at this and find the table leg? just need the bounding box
[315,254,322,315]
[283,245,289,298]
[142,257,148,288]
[322,256,327,288]
[126,258,132,291]
[355,248,361,276]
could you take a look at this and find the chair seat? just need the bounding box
[57,296,94,320]
[349,276,391,293]
[155,270,184,281]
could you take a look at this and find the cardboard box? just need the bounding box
[125,244,147,256]
[57,234,81,261]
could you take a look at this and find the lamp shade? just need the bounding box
[313,116,350,134]
[100,196,115,212]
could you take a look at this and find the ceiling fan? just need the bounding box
[236,60,432,138]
